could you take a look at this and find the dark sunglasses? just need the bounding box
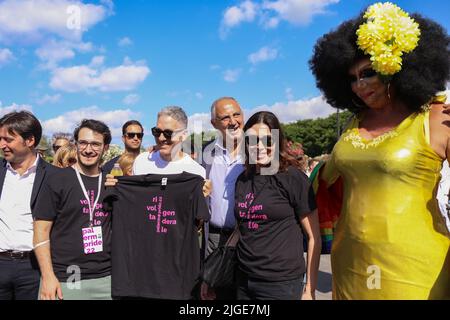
[124,132,144,139]
[151,127,184,140]
[245,135,273,148]
[348,68,378,84]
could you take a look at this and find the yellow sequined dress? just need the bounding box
[322,110,450,299]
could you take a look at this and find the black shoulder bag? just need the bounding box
[201,179,268,289]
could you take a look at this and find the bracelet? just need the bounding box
[33,240,50,250]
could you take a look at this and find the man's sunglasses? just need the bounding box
[124,132,144,139]
[245,135,273,148]
[151,127,184,140]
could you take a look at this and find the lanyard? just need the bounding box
[75,168,102,227]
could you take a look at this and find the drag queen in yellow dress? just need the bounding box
[309,2,450,299]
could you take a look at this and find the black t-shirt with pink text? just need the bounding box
[32,167,112,282]
[234,166,316,281]
[105,172,210,299]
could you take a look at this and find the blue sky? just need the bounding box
[0,0,448,145]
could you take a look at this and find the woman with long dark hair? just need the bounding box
[234,111,321,300]
[310,2,450,299]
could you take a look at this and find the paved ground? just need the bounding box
[316,254,332,300]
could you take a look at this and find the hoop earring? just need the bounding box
[387,83,391,100]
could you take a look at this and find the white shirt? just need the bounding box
[437,160,450,232]
[0,155,39,252]
[208,139,244,229]
[133,151,206,178]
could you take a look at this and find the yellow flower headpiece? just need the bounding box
[356,2,421,76]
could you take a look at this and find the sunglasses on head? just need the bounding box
[348,68,378,84]
[245,135,273,148]
[151,127,184,140]
[124,132,144,139]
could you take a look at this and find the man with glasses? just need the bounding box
[33,119,113,300]
[51,132,72,154]
[132,106,205,177]
[102,120,144,174]
[105,106,208,300]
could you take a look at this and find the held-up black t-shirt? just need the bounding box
[105,172,210,299]
[32,167,112,282]
[234,166,316,281]
[102,155,120,174]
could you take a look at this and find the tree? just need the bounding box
[188,131,218,147]
[102,144,123,163]
[282,111,353,157]
[37,135,54,163]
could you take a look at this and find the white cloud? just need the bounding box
[187,113,214,134]
[167,90,204,101]
[0,48,14,66]
[0,102,33,117]
[35,39,93,70]
[90,55,105,67]
[220,0,339,36]
[41,106,140,139]
[248,46,278,65]
[247,95,335,123]
[223,69,241,83]
[36,94,62,105]
[210,65,221,71]
[220,0,259,39]
[123,94,140,106]
[262,16,279,29]
[50,58,151,92]
[0,1,110,70]
[35,40,74,69]
[118,37,133,47]
[0,0,113,44]
[262,0,340,26]
[285,87,294,101]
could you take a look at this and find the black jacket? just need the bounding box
[0,157,60,210]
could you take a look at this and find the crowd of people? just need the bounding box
[0,2,449,300]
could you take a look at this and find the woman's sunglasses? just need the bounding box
[348,68,378,84]
[245,135,273,148]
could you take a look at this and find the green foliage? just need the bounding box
[189,131,217,146]
[282,111,353,157]
[102,144,124,163]
[37,135,54,163]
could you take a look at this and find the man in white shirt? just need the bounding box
[200,97,245,300]
[106,106,208,299]
[0,111,59,300]
[133,106,205,178]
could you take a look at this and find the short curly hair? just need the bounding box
[309,12,450,113]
